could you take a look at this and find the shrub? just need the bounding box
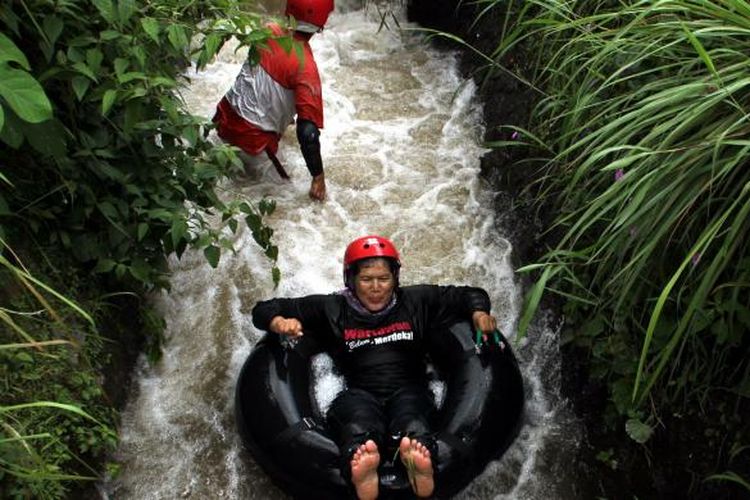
[0,0,280,291]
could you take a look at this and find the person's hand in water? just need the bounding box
[309,173,326,201]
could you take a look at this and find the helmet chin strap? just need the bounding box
[294,20,322,33]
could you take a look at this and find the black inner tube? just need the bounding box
[235,321,524,499]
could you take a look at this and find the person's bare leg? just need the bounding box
[350,439,380,500]
[399,437,434,498]
[237,151,264,179]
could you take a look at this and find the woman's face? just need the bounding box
[353,258,395,312]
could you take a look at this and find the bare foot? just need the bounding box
[309,173,326,201]
[351,439,380,500]
[399,437,434,498]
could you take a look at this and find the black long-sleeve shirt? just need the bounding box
[252,285,491,399]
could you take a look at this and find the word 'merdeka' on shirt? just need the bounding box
[344,321,414,351]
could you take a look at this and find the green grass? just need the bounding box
[471,0,749,461]
[0,239,117,498]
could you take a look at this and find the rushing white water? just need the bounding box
[104,2,578,499]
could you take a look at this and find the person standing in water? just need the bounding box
[252,235,499,499]
[213,0,333,201]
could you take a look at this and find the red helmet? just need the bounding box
[285,0,334,31]
[343,235,401,287]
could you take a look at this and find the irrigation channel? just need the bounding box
[102,2,579,498]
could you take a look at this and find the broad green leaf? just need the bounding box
[93,258,117,273]
[149,76,177,88]
[219,237,235,251]
[170,219,187,248]
[67,46,84,62]
[204,245,220,268]
[0,106,4,132]
[245,213,261,232]
[259,198,276,215]
[625,418,653,444]
[147,208,173,222]
[118,71,145,84]
[132,45,146,67]
[182,125,197,147]
[141,17,160,43]
[115,263,126,279]
[92,0,115,23]
[137,223,149,241]
[100,30,121,41]
[43,15,64,48]
[128,86,146,99]
[102,89,117,115]
[72,61,97,81]
[71,76,90,101]
[167,24,188,51]
[97,201,119,219]
[129,259,150,282]
[196,33,223,68]
[114,57,129,77]
[204,32,222,60]
[0,33,29,69]
[265,245,278,260]
[195,233,211,248]
[0,65,53,123]
[118,0,137,24]
[86,48,104,73]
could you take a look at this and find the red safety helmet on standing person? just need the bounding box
[285,0,335,32]
[343,235,401,288]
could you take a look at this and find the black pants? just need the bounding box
[326,383,436,480]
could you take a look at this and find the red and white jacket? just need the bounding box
[214,24,324,155]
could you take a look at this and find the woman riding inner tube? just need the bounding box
[240,235,524,499]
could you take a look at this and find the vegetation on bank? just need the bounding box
[443,0,749,494]
[0,0,282,496]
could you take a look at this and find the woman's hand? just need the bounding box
[472,311,504,349]
[269,316,304,338]
[472,311,497,335]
